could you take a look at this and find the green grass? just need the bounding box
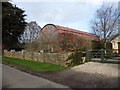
[2,57,70,71]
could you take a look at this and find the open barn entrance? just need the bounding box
[118,42,120,53]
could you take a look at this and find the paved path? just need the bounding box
[2,64,70,88]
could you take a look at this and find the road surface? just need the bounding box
[2,64,70,88]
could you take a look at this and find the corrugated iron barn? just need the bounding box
[40,24,99,41]
[40,24,100,51]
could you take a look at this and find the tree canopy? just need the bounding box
[2,2,27,49]
[90,3,120,49]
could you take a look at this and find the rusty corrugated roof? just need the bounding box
[54,24,99,41]
[54,25,97,36]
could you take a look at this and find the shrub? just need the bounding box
[66,49,85,66]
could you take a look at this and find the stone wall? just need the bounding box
[3,50,71,66]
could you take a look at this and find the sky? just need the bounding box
[11,0,119,33]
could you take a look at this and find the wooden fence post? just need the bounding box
[22,50,25,59]
[11,50,15,58]
[31,51,34,60]
[37,52,38,61]
[85,48,90,62]
[101,49,104,61]
[3,50,7,57]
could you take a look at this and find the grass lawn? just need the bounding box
[2,57,69,71]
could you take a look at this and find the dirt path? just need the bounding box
[2,61,119,88]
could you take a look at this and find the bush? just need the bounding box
[66,49,85,66]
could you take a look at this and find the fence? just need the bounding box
[3,50,72,66]
[87,49,120,64]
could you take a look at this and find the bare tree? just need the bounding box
[25,28,60,52]
[39,29,59,52]
[90,3,120,49]
[25,30,92,52]
[75,36,92,50]
[58,32,92,51]
[58,32,77,51]
[20,21,41,43]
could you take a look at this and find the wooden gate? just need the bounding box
[86,49,120,64]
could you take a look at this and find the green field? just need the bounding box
[2,57,69,71]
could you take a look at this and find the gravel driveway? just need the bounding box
[3,61,119,88]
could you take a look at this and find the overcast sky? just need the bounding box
[11,0,119,32]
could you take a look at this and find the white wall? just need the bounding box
[111,35,120,50]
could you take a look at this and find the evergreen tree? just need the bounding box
[2,2,27,49]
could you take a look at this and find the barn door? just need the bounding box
[118,42,120,53]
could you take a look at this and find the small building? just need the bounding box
[111,34,120,53]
